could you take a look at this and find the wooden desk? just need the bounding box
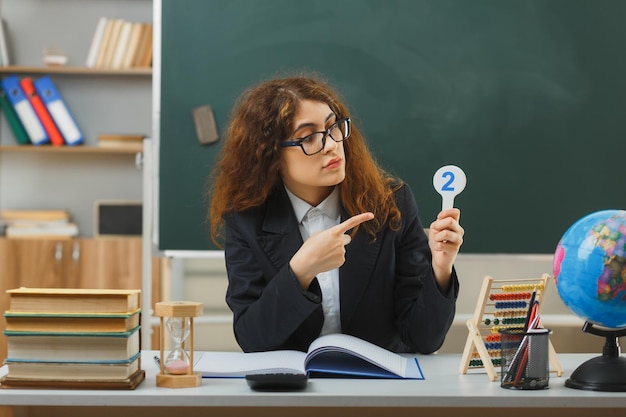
[1,352,625,417]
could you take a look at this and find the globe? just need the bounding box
[553,210,626,329]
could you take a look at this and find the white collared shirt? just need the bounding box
[285,187,342,336]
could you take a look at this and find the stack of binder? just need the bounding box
[0,288,144,390]
[0,75,84,147]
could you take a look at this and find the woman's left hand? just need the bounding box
[428,208,464,289]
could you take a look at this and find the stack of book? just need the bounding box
[0,288,144,389]
[0,75,83,147]
[0,209,78,239]
[86,17,153,69]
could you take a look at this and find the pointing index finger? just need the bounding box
[334,212,374,235]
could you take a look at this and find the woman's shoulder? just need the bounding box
[390,181,414,200]
[390,181,418,218]
[225,186,290,224]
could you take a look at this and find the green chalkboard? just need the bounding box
[159,0,626,253]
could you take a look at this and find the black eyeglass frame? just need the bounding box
[280,117,351,156]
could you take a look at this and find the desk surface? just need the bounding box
[1,352,625,417]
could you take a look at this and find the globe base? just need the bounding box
[565,322,626,392]
[566,355,626,391]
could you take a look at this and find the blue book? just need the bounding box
[33,75,84,146]
[1,75,49,145]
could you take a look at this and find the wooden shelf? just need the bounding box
[0,66,151,76]
[0,145,142,155]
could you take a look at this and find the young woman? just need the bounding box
[209,75,464,354]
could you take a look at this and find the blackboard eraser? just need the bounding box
[192,105,219,145]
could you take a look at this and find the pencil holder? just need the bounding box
[500,328,551,390]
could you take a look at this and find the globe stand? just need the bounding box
[565,321,626,392]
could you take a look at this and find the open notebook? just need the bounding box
[193,333,424,379]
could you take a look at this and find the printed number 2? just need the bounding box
[441,171,455,191]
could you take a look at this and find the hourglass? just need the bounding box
[155,301,203,388]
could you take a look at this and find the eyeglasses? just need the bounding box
[280,117,351,156]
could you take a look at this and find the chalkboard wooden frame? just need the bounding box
[158,0,626,253]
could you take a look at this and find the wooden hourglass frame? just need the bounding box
[155,301,203,388]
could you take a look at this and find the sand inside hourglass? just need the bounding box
[165,359,189,375]
[165,317,191,375]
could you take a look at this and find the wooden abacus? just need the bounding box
[459,274,564,381]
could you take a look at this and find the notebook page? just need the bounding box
[194,350,305,377]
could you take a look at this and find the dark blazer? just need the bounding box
[223,183,459,353]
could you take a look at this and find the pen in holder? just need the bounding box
[500,328,552,390]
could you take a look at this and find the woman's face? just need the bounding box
[279,100,346,206]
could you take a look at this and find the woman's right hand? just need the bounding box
[289,212,374,288]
